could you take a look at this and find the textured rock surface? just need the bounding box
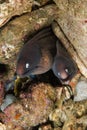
[2,83,56,129]
[0,122,6,130]
[0,0,33,28]
[50,99,87,130]
[35,0,51,6]
[74,79,87,101]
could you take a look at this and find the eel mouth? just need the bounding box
[16,65,43,78]
[59,70,76,82]
[16,67,34,78]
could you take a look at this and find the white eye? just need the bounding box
[26,63,30,69]
[58,72,61,76]
[65,68,68,73]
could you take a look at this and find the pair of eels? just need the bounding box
[16,27,77,82]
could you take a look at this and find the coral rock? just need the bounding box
[3,83,56,129]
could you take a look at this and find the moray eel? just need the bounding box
[52,40,78,81]
[16,27,57,77]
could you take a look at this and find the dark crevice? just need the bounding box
[0,63,9,77]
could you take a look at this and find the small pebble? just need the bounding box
[0,94,16,111]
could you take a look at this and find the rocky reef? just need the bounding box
[0,0,87,130]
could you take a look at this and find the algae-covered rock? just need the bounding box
[2,83,56,129]
[0,0,33,28]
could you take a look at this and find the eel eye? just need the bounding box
[57,72,61,76]
[26,63,30,69]
[65,68,69,73]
